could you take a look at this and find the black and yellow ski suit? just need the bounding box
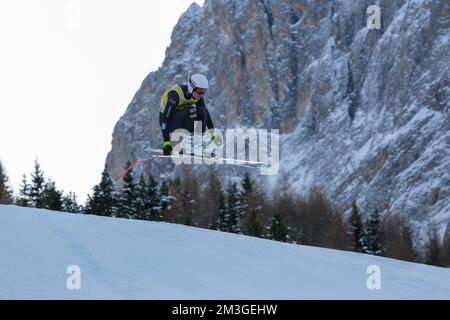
[159,84,215,146]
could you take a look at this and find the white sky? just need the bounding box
[0,0,204,203]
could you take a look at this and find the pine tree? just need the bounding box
[270,173,298,243]
[30,159,45,208]
[116,162,136,219]
[0,160,13,204]
[247,209,263,237]
[267,213,287,242]
[134,174,148,220]
[348,200,364,252]
[146,173,162,221]
[84,165,117,216]
[62,192,81,213]
[134,173,161,221]
[362,209,384,255]
[215,192,228,231]
[226,182,241,234]
[159,178,171,215]
[41,180,63,211]
[239,172,262,236]
[17,175,31,207]
[278,171,291,199]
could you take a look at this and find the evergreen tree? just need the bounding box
[134,173,161,221]
[239,172,262,236]
[41,180,63,211]
[62,192,81,213]
[30,159,45,208]
[348,200,364,252]
[215,192,228,231]
[241,172,253,195]
[362,209,384,255]
[270,174,298,243]
[17,175,31,207]
[146,173,162,221]
[247,209,263,237]
[226,182,241,234]
[159,178,171,214]
[0,160,13,204]
[267,213,287,242]
[116,162,136,219]
[134,174,148,220]
[425,224,442,266]
[84,165,117,216]
[278,171,291,199]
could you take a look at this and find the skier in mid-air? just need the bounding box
[115,74,260,181]
[159,74,222,155]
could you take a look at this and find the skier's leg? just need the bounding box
[182,104,197,134]
[168,108,191,133]
[169,108,194,154]
[184,105,210,155]
[196,104,208,134]
[182,105,199,155]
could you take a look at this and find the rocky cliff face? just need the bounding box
[106,0,450,235]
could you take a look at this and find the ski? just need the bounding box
[148,148,265,168]
[115,148,265,181]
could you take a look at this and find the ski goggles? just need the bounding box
[194,88,207,96]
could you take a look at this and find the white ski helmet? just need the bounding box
[188,74,209,94]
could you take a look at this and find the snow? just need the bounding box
[352,138,373,166]
[1,204,450,299]
[377,108,436,149]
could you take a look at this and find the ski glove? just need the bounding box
[163,141,173,155]
[212,131,223,147]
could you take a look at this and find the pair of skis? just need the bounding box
[150,148,264,166]
[114,148,265,181]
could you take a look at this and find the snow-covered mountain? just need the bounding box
[106,0,449,236]
[1,204,450,299]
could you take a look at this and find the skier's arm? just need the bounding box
[197,98,214,129]
[205,107,215,130]
[202,102,222,146]
[161,90,179,143]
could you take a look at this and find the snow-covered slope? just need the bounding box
[1,204,449,299]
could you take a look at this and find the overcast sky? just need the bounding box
[0,0,204,203]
